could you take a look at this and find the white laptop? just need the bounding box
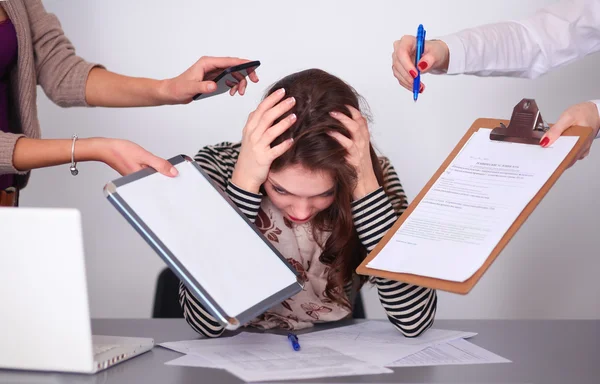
[0,207,154,374]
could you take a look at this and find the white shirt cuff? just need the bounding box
[591,100,600,139]
[437,34,466,75]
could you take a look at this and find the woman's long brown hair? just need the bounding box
[265,69,387,309]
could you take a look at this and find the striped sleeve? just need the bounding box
[179,142,264,337]
[226,182,262,223]
[351,157,437,338]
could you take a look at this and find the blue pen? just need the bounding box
[287,333,301,351]
[413,24,426,102]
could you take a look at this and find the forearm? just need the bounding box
[85,67,168,107]
[12,137,104,171]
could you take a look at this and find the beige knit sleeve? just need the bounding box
[0,132,26,175]
[23,0,104,107]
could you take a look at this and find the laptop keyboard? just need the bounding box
[93,344,119,356]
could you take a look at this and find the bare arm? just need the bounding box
[11,137,177,177]
[84,56,260,107]
[12,137,103,171]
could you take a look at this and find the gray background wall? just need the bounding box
[23,0,600,319]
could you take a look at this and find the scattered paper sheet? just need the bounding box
[387,338,511,367]
[299,322,476,366]
[301,321,477,346]
[177,344,392,382]
[160,332,285,355]
[367,128,578,282]
[165,354,215,368]
[160,322,508,381]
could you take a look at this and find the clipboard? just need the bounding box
[357,99,594,294]
[103,155,304,329]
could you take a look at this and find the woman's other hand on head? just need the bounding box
[392,37,449,93]
[230,88,296,194]
[159,56,260,104]
[328,106,380,200]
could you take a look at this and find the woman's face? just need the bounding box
[264,164,335,224]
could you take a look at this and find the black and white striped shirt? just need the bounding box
[179,142,437,338]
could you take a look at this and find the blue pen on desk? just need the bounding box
[413,24,426,102]
[287,333,301,351]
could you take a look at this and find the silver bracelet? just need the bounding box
[70,134,79,176]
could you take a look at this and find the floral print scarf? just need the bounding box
[246,197,352,330]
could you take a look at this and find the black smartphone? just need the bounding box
[193,60,261,101]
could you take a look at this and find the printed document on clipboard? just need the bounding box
[357,99,593,294]
[366,127,577,282]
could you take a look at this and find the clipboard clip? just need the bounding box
[490,98,550,144]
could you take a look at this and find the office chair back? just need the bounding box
[152,268,366,319]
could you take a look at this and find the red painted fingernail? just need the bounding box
[409,70,417,78]
[418,62,428,70]
[419,84,424,93]
[540,137,550,147]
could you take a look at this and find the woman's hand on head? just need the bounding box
[328,106,380,200]
[230,88,297,194]
[92,138,178,177]
[392,37,449,93]
[160,56,260,104]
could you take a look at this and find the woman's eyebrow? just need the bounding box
[269,179,288,192]
[269,179,334,197]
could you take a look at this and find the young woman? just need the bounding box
[179,69,437,337]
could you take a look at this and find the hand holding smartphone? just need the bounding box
[193,61,261,101]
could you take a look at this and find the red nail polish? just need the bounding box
[409,70,417,78]
[419,84,424,93]
[540,137,550,147]
[418,62,428,70]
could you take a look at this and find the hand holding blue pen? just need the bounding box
[287,333,301,351]
[413,24,426,102]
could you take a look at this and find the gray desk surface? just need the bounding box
[0,319,598,384]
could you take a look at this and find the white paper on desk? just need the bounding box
[299,321,476,366]
[302,321,476,347]
[301,338,424,366]
[388,338,511,367]
[186,344,392,382]
[159,332,286,355]
[165,354,216,368]
[367,128,578,282]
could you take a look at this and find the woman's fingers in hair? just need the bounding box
[256,88,287,115]
[245,88,288,136]
[261,96,296,129]
[327,131,353,150]
[261,113,297,146]
[346,105,365,123]
[330,106,368,138]
[329,111,356,132]
[268,137,295,160]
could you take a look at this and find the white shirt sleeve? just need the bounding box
[440,0,600,78]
